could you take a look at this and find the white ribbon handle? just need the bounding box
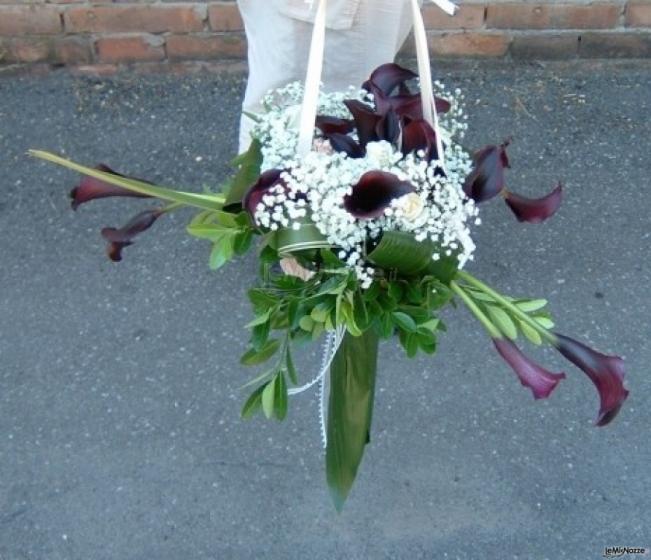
[412,0,457,171]
[297,0,457,167]
[297,0,328,157]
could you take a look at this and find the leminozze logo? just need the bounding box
[603,547,650,558]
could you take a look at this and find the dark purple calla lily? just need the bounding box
[553,334,629,426]
[463,141,510,203]
[363,63,417,95]
[328,133,365,158]
[402,119,439,162]
[494,338,566,400]
[344,99,381,148]
[344,171,415,219]
[315,116,354,136]
[504,184,563,223]
[101,208,164,262]
[70,164,152,210]
[243,169,287,221]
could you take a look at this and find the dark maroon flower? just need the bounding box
[463,141,510,203]
[363,63,417,95]
[402,119,439,162]
[494,338,566,400]
[343,99,381,147]
[328,133,365,158]
[344,171,415,219]
[315,116,354,136]
[243,169,287,222]
[101,208,164,262]
[70,164,152,210]
[553,334,629,426]
[504,184,563,224]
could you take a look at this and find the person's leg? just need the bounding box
[321,0,414,92]
[237,0,415,152]
[237,0,310,151]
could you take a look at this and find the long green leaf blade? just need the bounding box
[30,150,225,210]
[326,329,379,511]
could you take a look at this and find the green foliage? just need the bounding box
[326,330,379,511]
[223,139,263,209]
[187,210,254,270]
[460,285,555,346]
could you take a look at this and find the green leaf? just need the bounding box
[30,150,225,210]
[326,329,379,511]
[286,346,298,385]
[245,308,273,328]
[519,319,543,345]
[367,231,435,276]
[515,299,548,313]
[367,231,458,282]
[277,222,331,254]
[208,236,235,270]
[299,316,314,332]
[241,384,266,419]
[261,378,276,419]
[533,315,555,329]
[484,304,518,340]
[251,320,271,352]
[223,139,263,209]
[274,373,288,420]
[391,311,417,333]
[240,339,280,366]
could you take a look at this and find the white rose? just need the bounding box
[365,140,395,167]
[398,192,425,221]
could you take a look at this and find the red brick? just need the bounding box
[4,38,53,63]
[166,33,246,60]
[422,4,485,30]
[0,6,62,35]
[96,34,165,63]
[487,3,621,30]
[510,33,579,59]
[64,4,206,34]
[54,36,94,65]
[626,3,651,27]
[428,32,511,57]
[579,31,651,57]
[208,2,244,31]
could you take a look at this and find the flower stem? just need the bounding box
[456,270,557,345]
[449,280,502,339]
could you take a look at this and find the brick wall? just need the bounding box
[0,1,650,69]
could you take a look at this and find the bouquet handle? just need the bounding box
[296,0,457,169]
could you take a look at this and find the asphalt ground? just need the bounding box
[1,60,650,560]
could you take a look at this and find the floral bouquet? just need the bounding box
[30,2,629,511]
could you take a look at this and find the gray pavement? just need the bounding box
[0,60,650,560]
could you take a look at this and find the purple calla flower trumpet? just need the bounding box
[463,141,510,203]
[402,119,439,162]
[553,334,629,426]
[504,183,563,224]
[344,171,415,219]
[101,208,164,262]
[243,169,288,222]
[494,338,566,400]
[70,164,151,210]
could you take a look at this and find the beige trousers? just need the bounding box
[237,0,416,152]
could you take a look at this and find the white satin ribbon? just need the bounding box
[297,0,328,157]
[297,0,457,166]
[410,0,448,171]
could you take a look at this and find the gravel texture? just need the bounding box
[0,60,650,560]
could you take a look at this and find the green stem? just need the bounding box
[449,280,502,339]
[456,270,557,345]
